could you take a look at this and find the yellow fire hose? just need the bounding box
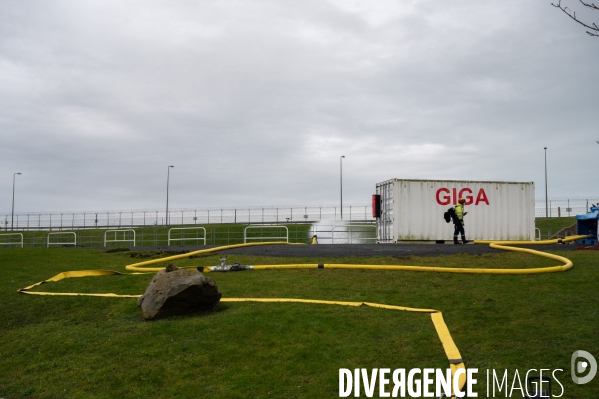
[17,235,587,397]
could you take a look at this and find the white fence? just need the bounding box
[168,227,207,246]
[104,229,136,247]
[47,232,76,247]
[0,233,23,248]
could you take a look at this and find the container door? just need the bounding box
[376,180,394,243]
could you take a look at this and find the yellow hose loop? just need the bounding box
[125,242,301,272]
[252,262,568,274]
[247,235,585,275]
[125,235,587,275]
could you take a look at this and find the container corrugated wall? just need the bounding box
[375,179,535,242]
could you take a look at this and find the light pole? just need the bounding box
[544,147,548,218]
[11,172,21,231]
[340,155,345,220]
[166,165,174,225]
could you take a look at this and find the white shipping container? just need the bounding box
[375,179,535,242]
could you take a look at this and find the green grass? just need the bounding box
[535,217,577,239]
[1,247,598,398]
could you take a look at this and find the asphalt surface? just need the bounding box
[129,243,578,258]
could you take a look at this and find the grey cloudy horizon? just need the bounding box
[1,0,598,214]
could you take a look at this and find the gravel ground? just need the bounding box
[127,242,578,258]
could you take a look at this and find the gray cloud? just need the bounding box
[1,0,597,213]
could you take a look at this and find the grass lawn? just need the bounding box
[1,246,598,398]
[535,217,577,239]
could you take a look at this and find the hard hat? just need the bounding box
[458,198,466,204]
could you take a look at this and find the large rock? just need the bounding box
[137,266,222,320]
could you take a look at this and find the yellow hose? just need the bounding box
[125,241,301,272]
[18,235,587,397]
[124,236,585,275]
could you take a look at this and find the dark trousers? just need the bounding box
[453,223,465,238]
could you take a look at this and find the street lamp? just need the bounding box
[11,172,21,231]
[166,165,174,225]
[340,155,345,220]
[544,147,548,218]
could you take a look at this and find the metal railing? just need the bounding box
[535,197,599,218]
[244,225,289,243]
[0,233,23,248]
[104,229,136,247]
[0,204,373,231]
[168,227,207,246]
[47,232,77,247]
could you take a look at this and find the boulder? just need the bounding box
[137,266,222,320]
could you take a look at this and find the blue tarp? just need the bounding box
[576,211,599,220]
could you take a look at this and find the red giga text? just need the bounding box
[436,188,489,206]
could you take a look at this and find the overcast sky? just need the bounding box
[1,0,597,214]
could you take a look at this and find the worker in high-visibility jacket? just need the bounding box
[453,198,468,244]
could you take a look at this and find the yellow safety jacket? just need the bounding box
[455,203,464,221]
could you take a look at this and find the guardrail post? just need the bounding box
[0,233,24,248]
[167,227,206,246]
[47,232,77,247]
[244,225,289,243]
[104,229,136,247]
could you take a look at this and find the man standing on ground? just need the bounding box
[453,197,468,244]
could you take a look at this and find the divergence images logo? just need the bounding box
[571,350,597,385]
